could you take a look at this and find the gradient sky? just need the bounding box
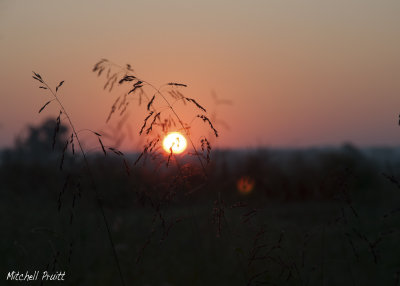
[1,0,400,150]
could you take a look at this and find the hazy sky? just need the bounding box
[1,0,400,150]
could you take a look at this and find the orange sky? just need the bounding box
[1,0,400,150]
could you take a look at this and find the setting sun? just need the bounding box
[162,132,187,154]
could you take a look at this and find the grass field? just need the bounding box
[2,146,400,285]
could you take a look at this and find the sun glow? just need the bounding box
[162,132,187,154]
[237,176,255,195]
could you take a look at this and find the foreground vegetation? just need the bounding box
[2,132,400,285]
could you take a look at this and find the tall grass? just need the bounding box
[32,60,219,285]
[33,71,126,285]
[92,59,218,175]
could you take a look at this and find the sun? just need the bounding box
[162,132,187,154]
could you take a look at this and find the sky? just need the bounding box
[1,0,400,150]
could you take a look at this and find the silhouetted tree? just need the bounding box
[1,117,69,165]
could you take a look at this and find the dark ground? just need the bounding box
[1,135,400,285]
